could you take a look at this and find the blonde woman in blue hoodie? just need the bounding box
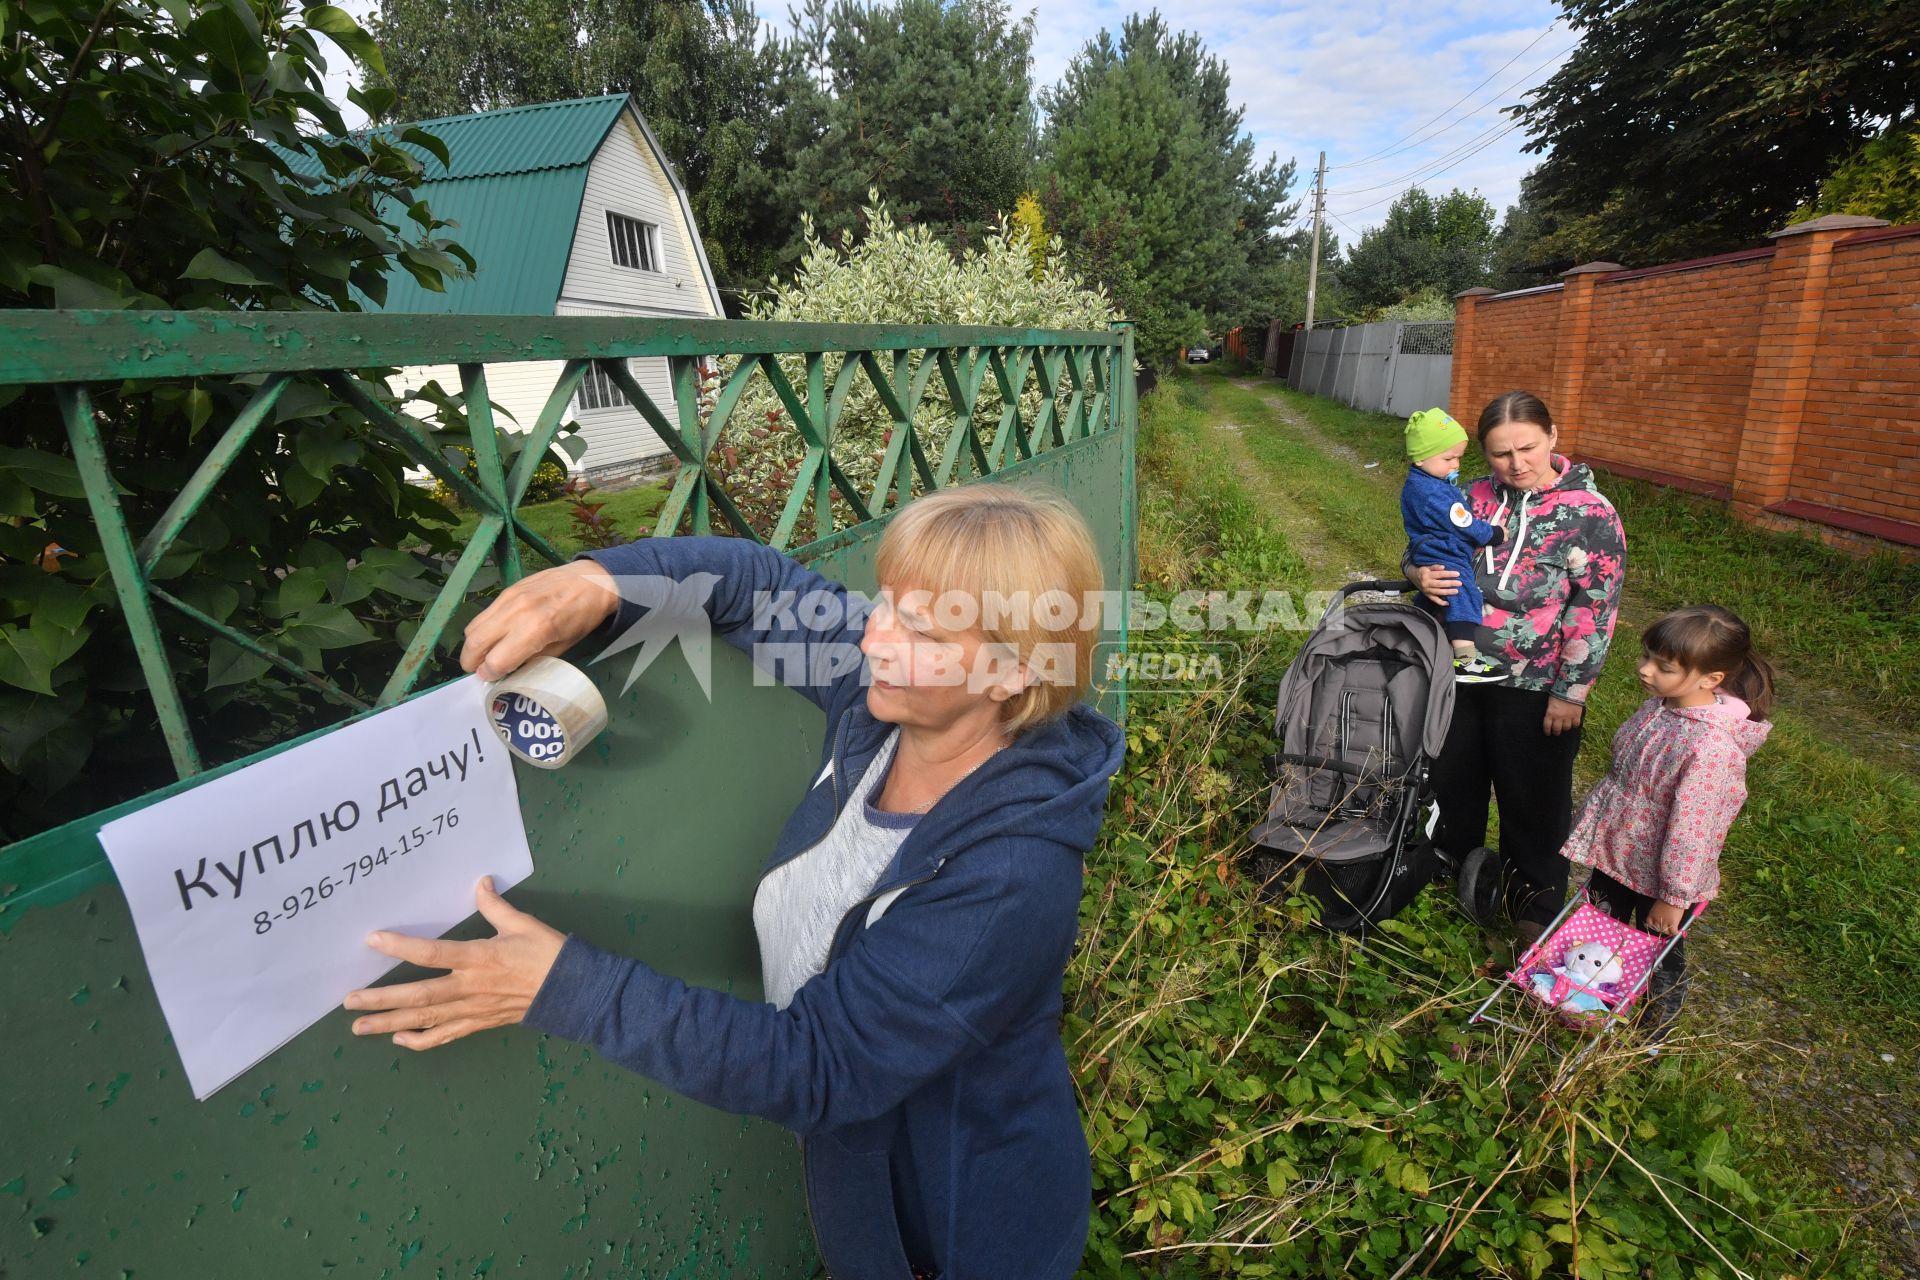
[342,486,1123,1280]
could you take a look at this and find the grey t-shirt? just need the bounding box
[752,730,917,1011]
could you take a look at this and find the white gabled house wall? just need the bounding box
[393,103,723,486]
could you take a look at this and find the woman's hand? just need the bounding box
[1408,563,1460,610]
[1645,900,1686,936]
[461,560,620,682]
[343,877,566,1051]
[1543,696,1585,737]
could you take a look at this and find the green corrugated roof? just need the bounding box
[285,96,633,314]
[374,169,588,314]
[279,94,627,181]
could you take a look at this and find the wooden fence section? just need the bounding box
[1450,214,1920,550]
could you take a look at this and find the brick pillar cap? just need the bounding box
[1769,213,1889,238]
[1561,261,1624,277]
[1455,287,1498,298]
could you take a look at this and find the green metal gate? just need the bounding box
[0,312,1137,1276]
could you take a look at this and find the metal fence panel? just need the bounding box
[1348,322,1395,412]
[1320,328,1351,397]
[1309,329,1335,396]
[1282,321,1455,418]
[1384,354,1454,418]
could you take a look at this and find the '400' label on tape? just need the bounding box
[491,692,567,762]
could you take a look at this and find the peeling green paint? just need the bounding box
[99,1071,132,1109]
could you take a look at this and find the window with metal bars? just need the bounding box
[576,362,624,412]
[606,212,658,271]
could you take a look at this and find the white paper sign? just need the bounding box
[98,677,534,1100]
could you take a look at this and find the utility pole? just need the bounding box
[1304,150,1326,329]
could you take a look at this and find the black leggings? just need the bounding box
[1430,683,1583,926]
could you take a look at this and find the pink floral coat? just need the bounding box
[1561,693,1771,904]
[1406,456,1627,704]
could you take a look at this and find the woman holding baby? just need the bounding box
[1405,391,1627,945]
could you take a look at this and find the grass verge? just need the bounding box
[1072,372,1875,1277]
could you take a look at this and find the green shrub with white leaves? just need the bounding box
[703,197,1120,538]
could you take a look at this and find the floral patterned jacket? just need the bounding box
[1561,693,1771,904]
[1410,456,1627,703]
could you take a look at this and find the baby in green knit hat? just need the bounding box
[1401,408,1507,683]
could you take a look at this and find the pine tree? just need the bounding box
[1039,13,1295,364]
[774,0,1037,263]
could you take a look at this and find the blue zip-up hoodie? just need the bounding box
[523,537,1125,1280]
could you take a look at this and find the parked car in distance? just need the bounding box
[1186,346,1212,363]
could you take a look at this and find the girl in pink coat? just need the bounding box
[1560,605,1774,1035]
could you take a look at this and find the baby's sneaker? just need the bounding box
[1453,653,1509,684]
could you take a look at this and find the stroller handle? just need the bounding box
[1336,579,1416,599]
[1317,579,1415,627]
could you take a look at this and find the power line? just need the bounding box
[1331,114,1523,199]
[1327,118,1529,219]
[1332,19,1560,171]
[1326,42,1573,198]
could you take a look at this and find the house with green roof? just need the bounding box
[354,94,724,481]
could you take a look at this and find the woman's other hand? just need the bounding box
[461,559,620,682]
[343,877,566,1051]
[1543,697,1585,737]
[1408,563,1460,610]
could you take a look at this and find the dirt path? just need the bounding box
[1204,415,1375,586]
[1218,376,1920,1277]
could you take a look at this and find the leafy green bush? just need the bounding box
[0,0,496,839]
[1805,120,1920,227]
[702,195,1119,539]
[428,448,572,508]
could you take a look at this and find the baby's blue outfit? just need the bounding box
[1401,466,1502,626]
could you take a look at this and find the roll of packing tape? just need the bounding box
[485,657,608,769]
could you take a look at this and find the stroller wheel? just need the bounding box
[1456,846,1501,927]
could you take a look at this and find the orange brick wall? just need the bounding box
[1576,262,1768,488]
[1448,224,1920,548]
[1791,237,1920,525]
[1450,290,1560,429]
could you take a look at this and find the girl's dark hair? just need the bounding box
[1643,605,1775,721]
[1476,391,1554,442]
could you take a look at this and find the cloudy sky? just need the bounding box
[321,0,1573,240]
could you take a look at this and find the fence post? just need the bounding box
[1263,318,1283,376]
[1383,322,1404,416]
[1450,287,1497,422]
[1731,213,1888,520]
[1548,262,1622,456]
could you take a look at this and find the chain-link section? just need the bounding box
[1398,322,1455,356]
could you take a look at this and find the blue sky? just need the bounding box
[323,0,1572,241]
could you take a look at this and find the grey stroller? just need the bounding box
[1249,580,1500,934]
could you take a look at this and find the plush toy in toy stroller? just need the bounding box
[1469,886,1703,1082]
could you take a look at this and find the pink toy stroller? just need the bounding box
[1469,886,1703,1081]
